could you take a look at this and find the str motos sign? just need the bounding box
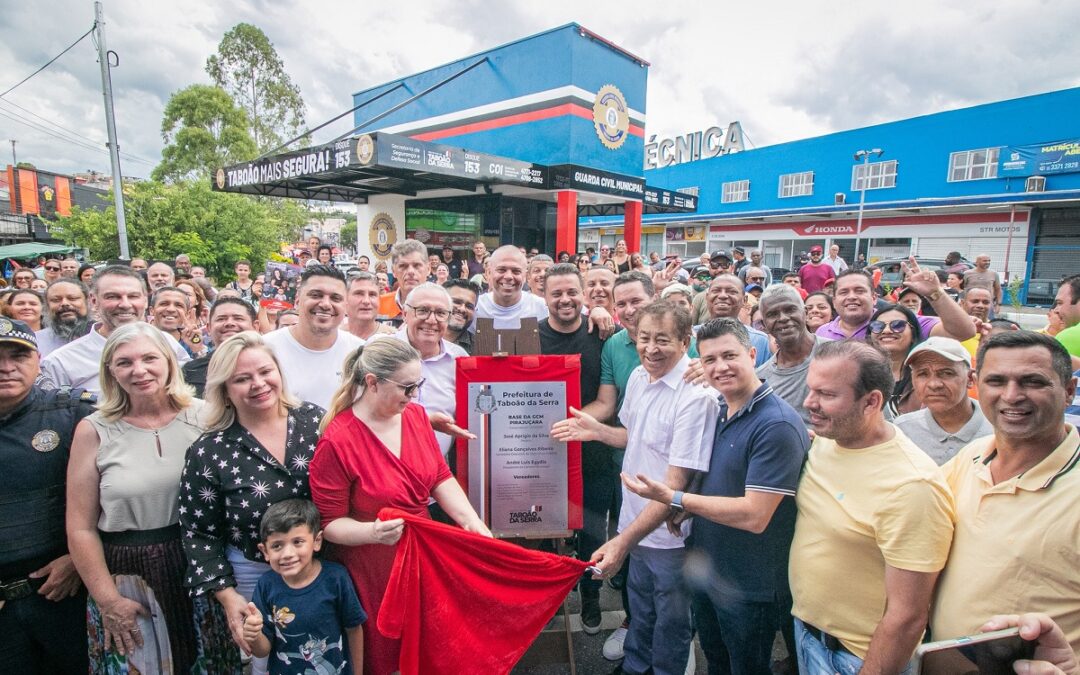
[644,122,745,169]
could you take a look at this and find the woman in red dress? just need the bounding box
[309,338,490,675]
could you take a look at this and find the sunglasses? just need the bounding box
[747,276,765,283]
[382,377,426,397]
[45,266,60,271]
[869,319,910,334]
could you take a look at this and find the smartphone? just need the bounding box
[913,628,1036,675]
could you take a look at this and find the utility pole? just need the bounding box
[9,139,16,166]
[853,148,883,261]
[94,1,130,259]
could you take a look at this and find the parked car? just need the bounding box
[865,256,972,290]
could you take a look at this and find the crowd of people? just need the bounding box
[0,238,1077,675]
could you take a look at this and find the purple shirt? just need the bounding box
[816,314,941,340]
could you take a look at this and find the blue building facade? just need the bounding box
[583,87,1080,304]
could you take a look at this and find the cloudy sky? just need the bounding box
[2,0,1078,177]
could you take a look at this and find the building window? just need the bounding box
[948,148,1000,181]
[721,180,750,203]
[677,186,700,197]
[851,160,898,191]
[778,171,814,198]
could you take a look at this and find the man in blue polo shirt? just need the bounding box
[624,318,809,674]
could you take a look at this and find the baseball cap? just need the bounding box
[809,245,824,254]
[710,250,731,262]
[691,265,712,278]
[674,269,689,282]
[732,246,745,255]
[298,249,312,257]
[745,284,763,294]
[0,317,38,351]
[903,336,971,369]
[661,283,693,300]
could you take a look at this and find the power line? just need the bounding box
[0,96,155,165]
[0,24,97,98]
[0,107,154,167]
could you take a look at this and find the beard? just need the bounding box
[48,313,92,342]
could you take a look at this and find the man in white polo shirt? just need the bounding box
[553,301,717,675]
[263,264,363,409]
[40,265,189,395]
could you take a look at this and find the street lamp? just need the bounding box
[853,148,883,262]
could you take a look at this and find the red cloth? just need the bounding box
[377,507,589,675]
[798,262,836,293]
[310,403,453,675]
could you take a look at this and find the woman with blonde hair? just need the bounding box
[310,338,490,674]
[178,331,324,674]
[67,323,232,672]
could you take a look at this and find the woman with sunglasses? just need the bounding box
[866,303,925,417]
[309,338,489,674]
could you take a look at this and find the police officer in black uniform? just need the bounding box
[0,318,96,673]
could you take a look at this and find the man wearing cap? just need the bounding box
[0,318,96,672]
[731,247,748,274]
[930,331,1080,655]
[709,250,733,278]
[797,246,835,293]
[440,245,462,280]
[690,266,717,324]
[894,337,992,465]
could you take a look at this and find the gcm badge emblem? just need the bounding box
[593,84,630,150]
[369,213,397,259]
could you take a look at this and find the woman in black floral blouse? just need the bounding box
[179,331,324,675]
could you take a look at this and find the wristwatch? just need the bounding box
[669,491,686,512]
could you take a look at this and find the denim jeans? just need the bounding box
[623,545,693,675]
[692,592,778,675]
[794,617,915,675]
[0,586,87,674]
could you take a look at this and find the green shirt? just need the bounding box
[1056,324,1080,357]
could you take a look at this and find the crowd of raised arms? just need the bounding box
[0,237,1077,675]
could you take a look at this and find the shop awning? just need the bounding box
[0,242,81,259]
[212,132,696,214]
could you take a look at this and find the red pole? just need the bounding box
[623,200,643,253]
[556,190,578,255]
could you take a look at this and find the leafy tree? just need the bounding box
[339,216,358,252]
[206,23,306,152]
[52,181,306,281]
[152,84,258,182]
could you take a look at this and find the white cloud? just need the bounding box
[1,0,1077,175]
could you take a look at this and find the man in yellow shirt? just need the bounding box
[931,331,1080,654]
[790,340,955,674]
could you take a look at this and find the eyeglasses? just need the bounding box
[44,266,60,272]
[747,276,765,283]
[406,304,450,321]
[382,377,425,397]
[869,319,910,334]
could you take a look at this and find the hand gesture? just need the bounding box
[30,554,82,601]
[101,595,148,657]
[430,412,476,440]
[901,256,942,298]
[551,406,603,443]
[241,602,263,650]
[372,517,405,546]
[621,472,675,505]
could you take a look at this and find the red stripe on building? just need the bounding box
[707,211,1024,234]
[412,103,645,142]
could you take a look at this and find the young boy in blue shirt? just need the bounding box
[243,499,366,675]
